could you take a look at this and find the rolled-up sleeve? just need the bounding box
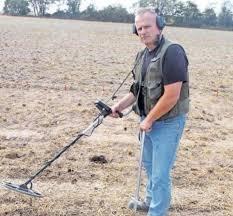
[129,82,139,97]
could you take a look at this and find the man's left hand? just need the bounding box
[140,118,153,132]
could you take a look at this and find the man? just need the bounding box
[111,7,189,216]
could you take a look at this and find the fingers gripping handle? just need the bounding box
[95,100,123,118]
[116,111,123,118]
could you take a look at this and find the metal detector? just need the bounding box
[1,100,122,197]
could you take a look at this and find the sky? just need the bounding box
[0,0,224,14]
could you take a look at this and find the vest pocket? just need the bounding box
[147,81,163,100]
[144,81,163,113]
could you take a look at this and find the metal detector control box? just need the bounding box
[95,100,112,117]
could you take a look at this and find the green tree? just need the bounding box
[134,0,178,16]
[80,4,98,20]
[172,1,185,25]
[202,8,217,26]
[98,5,133,23]
[66,0,82,18]
[218,1,233,27]
[183,1,202,27]
[3,0,30,16]
[29,0,59,16]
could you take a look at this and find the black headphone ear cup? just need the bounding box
[156,15,166,30]
[133,24,138,36]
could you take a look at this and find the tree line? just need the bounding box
[2,0,233,30]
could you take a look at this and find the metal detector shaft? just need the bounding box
[23,114,105,186]
[1,102,112,197]
[24,134,83,185]
[134,130,145,212]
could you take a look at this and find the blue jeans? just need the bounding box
[141,115,186,216]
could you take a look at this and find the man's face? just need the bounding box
[135,12,160,48]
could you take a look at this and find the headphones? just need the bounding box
[133,10,166,36]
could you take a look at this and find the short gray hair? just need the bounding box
[135,7,157,17]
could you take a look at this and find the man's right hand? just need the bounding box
[110,104,121,118]
[110,92,136,118]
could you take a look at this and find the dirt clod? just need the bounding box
[5,153,21,159]
[89,155,108,164]
[68,168,74,173]
[71,179,77,184]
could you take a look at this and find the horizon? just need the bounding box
[0,0,224,14]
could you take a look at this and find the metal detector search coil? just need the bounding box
[1,182,42,197]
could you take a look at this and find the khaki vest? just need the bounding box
[132,38,189,120]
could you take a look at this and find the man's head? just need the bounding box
[135,8,163,50]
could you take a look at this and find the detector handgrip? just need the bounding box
[95,100,123,118]
[116,111,123,118]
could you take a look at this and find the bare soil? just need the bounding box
[0,15,233,216]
